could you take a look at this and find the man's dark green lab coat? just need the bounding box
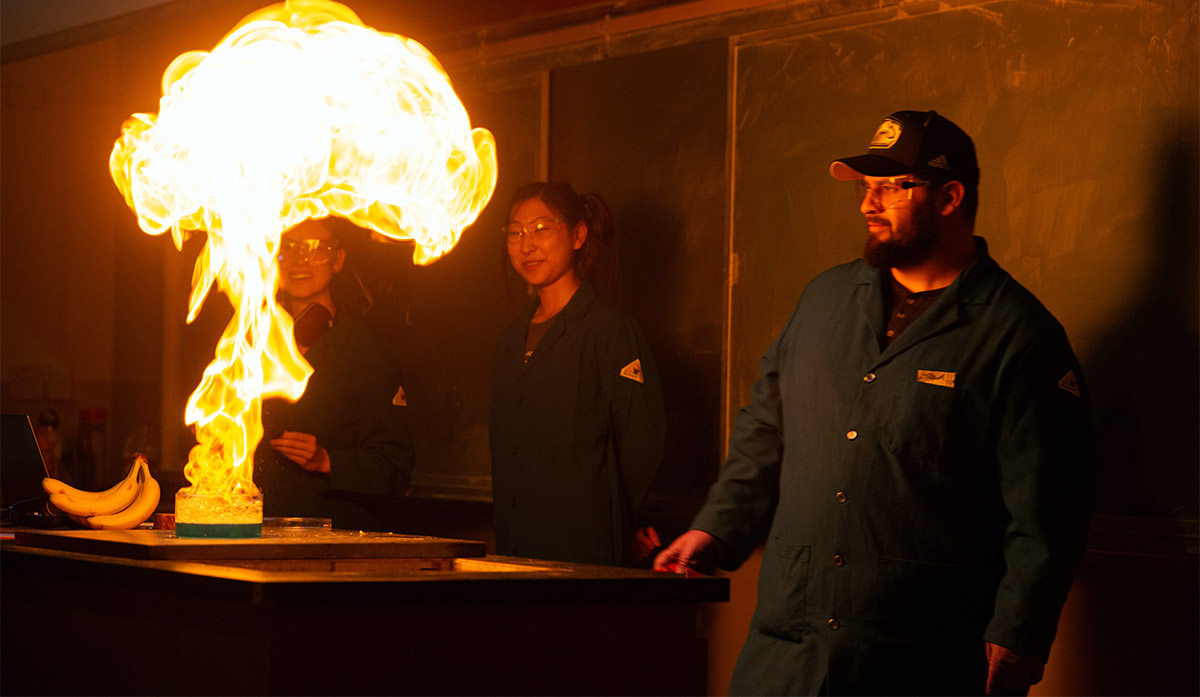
[692,238,1092,695]
[490,282,665,566]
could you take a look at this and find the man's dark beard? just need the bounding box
[863,203,938,269]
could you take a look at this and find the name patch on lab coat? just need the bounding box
[392,385,408,406]
[620,359,644,383]
[917,370,955,388]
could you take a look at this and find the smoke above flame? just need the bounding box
[109,0,497,499]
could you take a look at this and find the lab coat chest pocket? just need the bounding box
[880,374,965,472]
[752,540,811,643]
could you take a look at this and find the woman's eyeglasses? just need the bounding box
[502,217,563,245]
[277,238,340,264]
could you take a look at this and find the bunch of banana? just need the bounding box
[42,455,161,530]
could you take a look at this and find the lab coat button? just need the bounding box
[835,491,848,503]
[833,554,845,567]
[863,373,876,383]
[828,618,840,630]
[846,430,858,440]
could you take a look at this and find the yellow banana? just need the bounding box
[43,455,143,499]
[82,467,160,530]
[46,459,145,517]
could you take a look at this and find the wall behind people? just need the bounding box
[438,0,1198,531]
[367,41,731,524]
[728,0,1198,521]
[0,36,166,489]
[372,45,729,534]
[352,76,545,502]
[546,39,728,525]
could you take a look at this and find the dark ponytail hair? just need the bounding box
[508,181,621,298]
[325,218,373,319]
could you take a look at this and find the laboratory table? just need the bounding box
[1,527,728,696]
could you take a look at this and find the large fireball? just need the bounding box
[109,0,497,501]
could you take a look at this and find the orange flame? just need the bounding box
[109,0,497,500]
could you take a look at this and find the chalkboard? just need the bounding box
[548,39,729,513]
[359,76,546,500]
[349,40,731,515]
[730,0,1199,518]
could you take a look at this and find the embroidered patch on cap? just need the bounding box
[392,385,408,406]
[620,359,644,383]
[927,154,951,171]
[869,117,903,149]
[917,370,956,388]
[1058,370,1080,397]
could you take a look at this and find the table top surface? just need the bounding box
[11,526,486,560]
[2,528,731,604]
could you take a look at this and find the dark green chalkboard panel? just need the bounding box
[549,39,729,510]
[731,0,1198,518]
[355,76,546,500]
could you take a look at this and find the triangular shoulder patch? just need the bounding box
[392,385,408,406]
[1058,370,1080,397]
[619,359,644,383]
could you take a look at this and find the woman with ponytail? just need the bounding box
[489,182,665,566]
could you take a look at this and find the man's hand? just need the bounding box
[653,529,720,574]
[270,431,331,474]
[985,641,1044,696]
[632,526,662,564]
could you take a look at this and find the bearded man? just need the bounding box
[656,110,1093,696]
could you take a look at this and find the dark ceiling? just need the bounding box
[0,0,697,63]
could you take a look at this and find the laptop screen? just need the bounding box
[1,413,50,510]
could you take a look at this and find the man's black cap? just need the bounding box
[830,110,979,187]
